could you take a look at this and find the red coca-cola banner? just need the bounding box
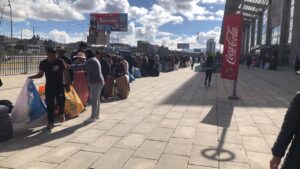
[221,14,243,80]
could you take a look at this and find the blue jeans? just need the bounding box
[89,83,104,119]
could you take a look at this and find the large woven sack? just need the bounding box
[104,76,114,98]
[64,86,84,118]
[116,75,130,99]
[73,71,89,107]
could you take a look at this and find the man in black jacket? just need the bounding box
[270,92,300,169]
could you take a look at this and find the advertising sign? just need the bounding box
[221,14,243,81]
[90,13,128,32]
[177,43,190,49]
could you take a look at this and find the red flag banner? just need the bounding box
[221,14,243,80]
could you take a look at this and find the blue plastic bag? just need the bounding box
[128,72,135,82]
[133,67,142,78]
[11,79,47,123]
[27,80,47,122]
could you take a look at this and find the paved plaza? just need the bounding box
[0,66,299,169]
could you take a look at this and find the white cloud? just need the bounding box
[201,0,225,4]
[48,29,84,43]
[157,0,223,21]
[3,0,130,22]
[215,10,224,18]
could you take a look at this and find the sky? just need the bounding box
[0,0,225,50]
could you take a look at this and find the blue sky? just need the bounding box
[0,0,225,49]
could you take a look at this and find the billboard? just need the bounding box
[221,14,243,81]
[177,43,190,49]
[90,13,128,32]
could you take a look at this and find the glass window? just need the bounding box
[262,9,268,44]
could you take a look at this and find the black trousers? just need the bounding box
[205,69,213,84]
[45,86,65,123]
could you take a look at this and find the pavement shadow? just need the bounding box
[0,122,88,154]
[201,99,236,162]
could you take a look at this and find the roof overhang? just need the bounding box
[219,0,269,44]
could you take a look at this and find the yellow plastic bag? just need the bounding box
[64,86,84,118]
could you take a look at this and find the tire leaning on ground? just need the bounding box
[0,105,13,142]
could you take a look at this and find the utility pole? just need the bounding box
[8,0,12,56]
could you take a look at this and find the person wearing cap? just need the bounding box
[29,48,70,130]
[56,46,74,83]
[69,50,105,123]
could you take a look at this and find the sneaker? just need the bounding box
[84,117,96,124]
[46,123,54,130]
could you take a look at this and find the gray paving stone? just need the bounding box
[106,124,135,137]
[20,162,57,169]
[190,145,218,168]
[194,132,218,147]
[0,146,52,168]
[257,125,280,135]
[122,115,146,124]
[220,143,248,163]
[219,162,251,169]
[122,158,157,169]
[166,111,183,119]
[147,127,174,141]
[131,123,157,134]
[173,126,196,139]
[114,133,145,149]
[188,165,217,169]
[247,152,272,169]
[69,129,106,144]
[82,135,120,153]
[239,125,262,137]
[179,118,199,127]
[91,148,134,169]
[134,140,167,160]
[93,119,120,130]
[155,154,189,169]
[55,151,101,169]
[242,137,271,153]
[39,143,84,164]
[159,119,179,129]
[143,115,164,123]
[164,138,193,156]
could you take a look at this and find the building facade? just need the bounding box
[221,0,299,66]
[206,39,216,54]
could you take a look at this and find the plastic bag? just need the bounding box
[73,71,89,107]
[133,67,141,78]
[64,85,84,118]
[11,79,47,123]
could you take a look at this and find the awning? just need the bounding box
[220,0,269,44]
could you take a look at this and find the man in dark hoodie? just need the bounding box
[270,92,300,169]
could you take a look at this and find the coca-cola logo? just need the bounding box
[225,26,239,65]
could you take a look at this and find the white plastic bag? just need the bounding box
[11,79,30,123]
[11,79,47,123]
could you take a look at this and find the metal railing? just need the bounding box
[0,43,46,75]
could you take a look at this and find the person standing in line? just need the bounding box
[95,51,111,102]
[204,55,214,86]
[246,56,252,69]
[29,48,70,130]
[69,51,105,123]
[270,92,300,169]
[70,42,88,62]
[56,46,74,83]
[191,55,195,70]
